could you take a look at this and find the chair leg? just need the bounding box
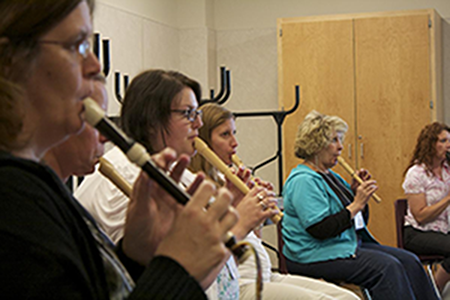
[361,288,372,300]
[427,263,442,300]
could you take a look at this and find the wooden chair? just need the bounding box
[276,220,288,274]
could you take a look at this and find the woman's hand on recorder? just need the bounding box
[254,177,274,191]
[347,179,377,218]
[350,168,372,192]
[122,148,192,265]
[231,186,278,240]
[225,165,252,206]
[154,182,239,283]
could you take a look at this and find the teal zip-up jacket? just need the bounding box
[281,164,376,264]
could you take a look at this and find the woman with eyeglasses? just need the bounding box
[77,69,277,299]
[281,110,439,300]
[188,103,360,300]
[0,1,238,299]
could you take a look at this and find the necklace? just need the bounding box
[304,159,328,173]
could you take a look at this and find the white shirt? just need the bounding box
[76,146,138,242]
[76,146,239,299]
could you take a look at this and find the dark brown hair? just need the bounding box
[405,122,450,176]
[0,0,95,151]
[120,69,201,154]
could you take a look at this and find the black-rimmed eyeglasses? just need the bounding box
[171,108,203,122]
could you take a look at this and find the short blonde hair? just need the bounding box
[294,110,348,159]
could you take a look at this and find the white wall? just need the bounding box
[95,0,450,192]
[213,0,450,29]
[97,0,178,26]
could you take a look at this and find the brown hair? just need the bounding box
[405,122,450,176]
[189,103,234,186]
[0,0,95,151]
[120,69,201,154]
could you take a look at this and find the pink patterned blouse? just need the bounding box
[402,163,450,233]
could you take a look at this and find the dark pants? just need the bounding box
[285,243,439,300]
[404,225,450,272]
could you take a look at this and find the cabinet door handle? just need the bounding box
[360,143,364,159]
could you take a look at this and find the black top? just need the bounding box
[306,171,369,240]
[0,151,205,299]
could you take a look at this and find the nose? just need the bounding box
[231,134,239,148]
[83,51,101,78]
[99,133,109,144]
[192,114,203,129]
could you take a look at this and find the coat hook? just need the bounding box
[92,33,111,78]
[201,66,230,105]
[93,33,100,58]
[102,39,110,77]
[217,70,231,105]
[115,72,124,103]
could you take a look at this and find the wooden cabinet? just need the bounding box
[278,9,443,246]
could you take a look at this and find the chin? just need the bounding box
[187,147,196,158]
[72,118,85,135]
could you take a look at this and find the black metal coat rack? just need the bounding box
[93,32,130,105]
[233,86,300,194]
[200,66,231,105]
[91,35,300,194]
[93,33,110,78]
[200,66,300,194]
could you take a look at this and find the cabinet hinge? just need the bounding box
[430,100,434,109]
[279,28,282,37]
[429,18,432,28]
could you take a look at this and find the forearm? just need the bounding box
[412,197,450,225]
[306,209,352,240]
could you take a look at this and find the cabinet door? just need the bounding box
[279,19,356,184]
[355,13,432,246]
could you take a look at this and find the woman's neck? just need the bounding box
[304,159,328,173]
[11,147,40,162]
[430,157,444,178]
[42,150,69,181]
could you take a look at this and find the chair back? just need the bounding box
[276,219,288,274]
[394,198,407,249]
[394,198,444,263]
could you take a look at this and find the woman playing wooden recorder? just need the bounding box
[189,103,360,300]
[76,69,275,299]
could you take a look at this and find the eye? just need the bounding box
[64,39,81,52]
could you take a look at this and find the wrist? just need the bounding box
[346,202,363,218]
[230,224,248,241]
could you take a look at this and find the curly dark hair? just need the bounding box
[405,122,450,176]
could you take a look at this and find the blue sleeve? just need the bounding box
[287,173,337,229]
